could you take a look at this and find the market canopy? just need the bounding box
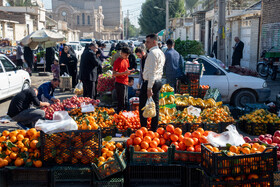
[21,29,64,49]
[157,29,165,36]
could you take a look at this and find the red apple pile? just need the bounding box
[244,130,280,159]
[97,73,115,93]
[42,96,100,120]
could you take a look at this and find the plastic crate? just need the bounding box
[126,165,185,187]
[51,166,92,186]
[101,127,117,138]
[239,121,268,136]
[92,148,126,180]
[41,130,101,166]
[203,122,232,133]
[187,123,204,132]
[244,103,269,113]
[0,168,7,187]
[184,63,202,74]
[129,145,172,166]
[185,166,202,187]
[199,86,209,98]
[201,143,277,178]
[204,88,221,101]
[269,123,280,135]
[6,166,50,186]
[202,172,274,187]
[93,177,124,187]
[170,145,201,165]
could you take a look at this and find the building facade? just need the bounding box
[50,0,122,40]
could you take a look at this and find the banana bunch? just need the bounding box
[160,84,174,93]
[159,95,175,106]
[159,107,177,116]
[175,96,221,108]
[203,98,216,108]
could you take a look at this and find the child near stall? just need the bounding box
[128,77,136,100]
[51,59,60,79]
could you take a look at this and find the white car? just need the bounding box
[198,56,270,106]
[67,43,84,62]
[0,54,31,100]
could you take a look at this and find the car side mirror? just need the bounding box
[215,69,222,75]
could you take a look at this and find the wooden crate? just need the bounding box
[60,76,72,91]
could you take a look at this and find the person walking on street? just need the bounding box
[212,36,218,58]
[23,46,34,76]
[38,78,60,103]
[135,47,147,88]
[80,43,99,99]
[7,88,50,128]
[232,37,244,66]
[16,42,24,67]
[46,47,55,72]
[139,34,165,132]
[164,39,182,90]
[113,46,133,113]
[99,43,109,62]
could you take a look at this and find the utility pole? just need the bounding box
[218,0,226,64]
[126,10,129,40]
[165,0,169,41]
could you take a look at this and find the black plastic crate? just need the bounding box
[129,145,172,166]
[203,122,232,133]
[269,123,280,135]
[126,165,186,187]
[51,165,92,186]
[93,177,124,187]
[6,166,50,187]
[201,143,277,178]
[185,166,202,187]
[101,126,117,138]
[274,171,280,186]
[202,172,274,187]
[187,123,203,132]
[170,145,201,165]
[92,148,126,180]
[0,168,7,187]
[41,130,101,166]
[239,121,268,136]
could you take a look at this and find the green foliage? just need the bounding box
[174,38,205,58]
[124,18,140,38]
[7,0,33,6]
[185,0,199,14]
[139,0,185,34]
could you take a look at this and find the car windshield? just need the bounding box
[70,45,77,50]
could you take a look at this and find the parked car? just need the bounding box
[0,54,31,100]
[197,56,270,106]
[67,43,84,62]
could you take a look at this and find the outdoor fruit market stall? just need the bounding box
[1,61,280,187]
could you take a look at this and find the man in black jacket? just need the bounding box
[80,43,99,99]
[232,37,244,66]
[46,47,55,72]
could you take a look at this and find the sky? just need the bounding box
[41,0,145,28]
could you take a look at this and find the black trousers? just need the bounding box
[139,80,162,132]
[17,59,23,67]
[232,57,241,66]
[82,80,96,99]
[115,82,128,113]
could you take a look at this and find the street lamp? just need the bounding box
[153,0,169,41]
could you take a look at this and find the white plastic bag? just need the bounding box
[74,81,83,95]
[142,97,156,118]
[187,106,201,117]
[207,125,245,147]
[35,111,77,134]
[81,102,95,113]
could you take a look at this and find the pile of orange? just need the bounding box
[127,124,209,153]
[214,174,270,185]
[97,141,124,167]
[0,128,42,168]
[201,107,235,124]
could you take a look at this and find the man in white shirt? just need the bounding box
[139,34,165,131]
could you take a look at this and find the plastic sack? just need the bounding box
[207,125,245,147]
[187,106,201,117]
[81,102,95,113]
[74,81,83,95]
[142,97,156,118]
[35,111,77,134]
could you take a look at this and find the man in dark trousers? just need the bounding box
[232,37,244,66]
[212,36,218,58]
[46,47,55,72]
[80,43,99,99]
[23,46,34,76]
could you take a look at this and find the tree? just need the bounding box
[174,38,204,58]
[7,0,33,6]
[124,17,141,38]
[185,0,199,14]
[139,0,185,35]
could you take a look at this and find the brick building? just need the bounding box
[261,0,280,52]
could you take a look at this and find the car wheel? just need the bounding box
[257,63,269,77]
[22,81,30,90]
[233,90,257,107]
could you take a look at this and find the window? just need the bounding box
[0,57,15,72]
[197,59,224,75]
[82,13,85,25]
[77,15,79,25]
[0,63,3,73]
[88,15,90,25]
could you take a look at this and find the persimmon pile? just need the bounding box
[0,128,42,168]
[201,107,235,124]
[126,124,209,153]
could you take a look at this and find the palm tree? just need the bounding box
[185,0,199,14]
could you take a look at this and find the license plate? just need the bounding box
[273,62,280,66]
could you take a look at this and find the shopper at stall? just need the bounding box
[109,43,116,56]
[16,42,24,67]
[139,33,165,132]
[99,43,109,62]
[7,88,50,128]
[232,36,244,66]
[135,47,147,88]
[111,43,122,66]
[37,78,60,103]
[23,46,34,76]
[68,46,78,88]
[128,77,136,100]
[46,47,55,72]
[80,43,99,99]
[164,39,181,90]
[113,46,133,113]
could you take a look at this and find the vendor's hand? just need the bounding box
[67,54,70,58]
[147,89,153,98]
[124,70,131,75]
[61,63,65,66]
[42,102,50,107]
[51,98,60,103]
